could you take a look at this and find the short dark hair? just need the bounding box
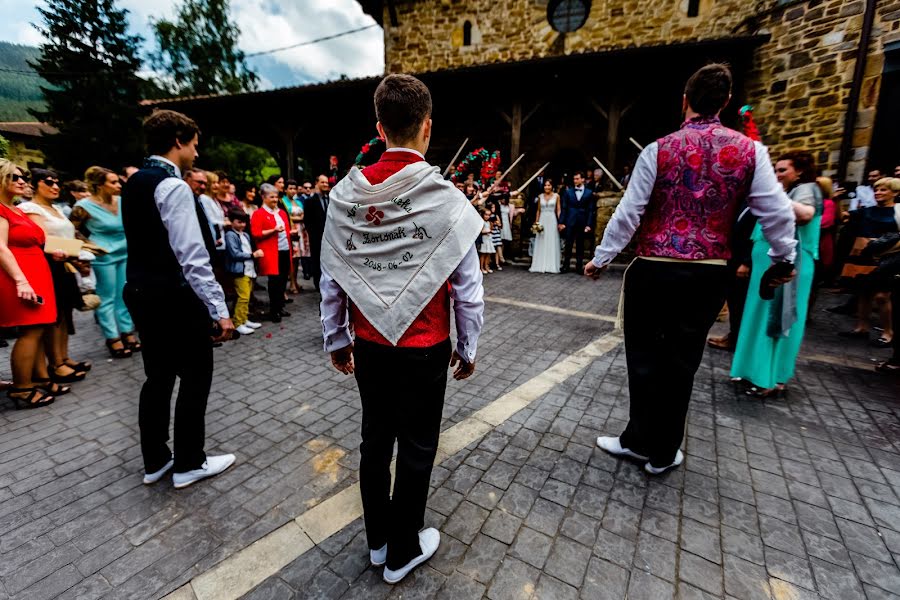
[374,74,432,144]
[228,210,248,223]
[214,170,229,182]
[30,168,58,186]
[266,174,283,185]
[143,109,200,156]
[684,63,732,116]
[573,171,584,179]
[777,150,817,184]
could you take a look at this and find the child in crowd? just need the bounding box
[489,203,503,270]
[225,211,264,335]
[479,208,495,274]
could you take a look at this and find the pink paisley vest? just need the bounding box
[634,117,756,261]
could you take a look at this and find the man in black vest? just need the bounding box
[304,174,330,290]
[122,110,236,489]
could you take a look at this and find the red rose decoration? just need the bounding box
[673,218,690,232]
[366,206,384,226]
[718,145,741,170]
[687,153,702,169]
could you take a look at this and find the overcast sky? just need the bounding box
[0,0,385,89]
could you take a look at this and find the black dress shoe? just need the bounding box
[271,314,282,323]
[278,309,292,317]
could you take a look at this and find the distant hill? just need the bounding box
[0,42,47,122]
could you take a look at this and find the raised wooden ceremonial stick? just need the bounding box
[442,137,469,178]
[496,153,525,183]
[516,162,551,194]
[629,137,644,152]
[592,156,625,191]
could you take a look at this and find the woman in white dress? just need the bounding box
[529,179,562,273]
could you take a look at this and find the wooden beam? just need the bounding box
[386,0,399,26]
[510,102,523,165]
[590,99,609,120]
[498,110,512,126]
[523,102,542,126]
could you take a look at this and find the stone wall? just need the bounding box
[380,0,900,180]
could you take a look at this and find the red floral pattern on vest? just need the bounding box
[635,117,756,261]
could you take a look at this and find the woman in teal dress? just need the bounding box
[731,151,823,397]
[71,167,138,358]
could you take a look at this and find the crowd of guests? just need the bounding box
[0,153,336,408]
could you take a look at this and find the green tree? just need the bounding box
[150,0,258,97]
[200,137,277,184]
[0,134,9,159]
[30,0,145,176]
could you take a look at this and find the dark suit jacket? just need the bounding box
[559,186,596,230]
[304,193,329,278]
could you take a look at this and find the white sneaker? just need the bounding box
[236,324,255,335]
[173,454,236,489]
[644,450,685,475]
[383,528,440,584]
[596,436,649,461]
[370,544,387,567]
[245,321,262,329]
[143,459,173,484]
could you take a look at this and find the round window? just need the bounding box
[547,0,591,33]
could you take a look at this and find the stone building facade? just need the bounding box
[368,0,900,181]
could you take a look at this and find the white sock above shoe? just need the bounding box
[596,436,649,461]
[173,454,235,489]
[383,528,440,584]
[644,450,684,475]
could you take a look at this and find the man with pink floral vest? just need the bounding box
[586,64,798,475]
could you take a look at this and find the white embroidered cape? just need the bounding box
[321,162,483,345]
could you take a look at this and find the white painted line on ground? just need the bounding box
[484,296,617,323]
[164,331,623,600]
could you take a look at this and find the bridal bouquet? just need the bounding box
[531,223,544,235]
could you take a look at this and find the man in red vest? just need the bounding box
[320,74,484,584]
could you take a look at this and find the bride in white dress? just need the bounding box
[529,179,562,273]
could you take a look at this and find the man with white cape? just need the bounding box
[320,74,485,584]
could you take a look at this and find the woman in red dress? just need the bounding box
[0,159,58,408]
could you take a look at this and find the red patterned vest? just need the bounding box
[635,117,756,261]
[351,151,451,348]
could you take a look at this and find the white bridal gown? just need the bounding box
[529,194,561,273]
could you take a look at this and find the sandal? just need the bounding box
[7,387,54,409]
[106,338,133,359]
[52,364,86,383]
[122,333,142,353]
[63,358,92,373]
[747,385,786,399]
[32,378,71,396]
[875,361,900,373]
[707,334,733,351]
[872,337,893,348]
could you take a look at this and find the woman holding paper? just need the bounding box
[0,159,57,408]
[20,169,90,383]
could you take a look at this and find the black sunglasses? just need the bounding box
[10,173,26,183]
[42,178,60,187]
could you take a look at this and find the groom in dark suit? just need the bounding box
[559,171,596,273]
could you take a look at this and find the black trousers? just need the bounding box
[726,268,751,339]
[124,284,213,474]
[563,221,590,271]
[354,337,450,570]
[891,276,900,363]
[619,259,730,467]
[267,250,291,317]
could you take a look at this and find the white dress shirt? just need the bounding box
[592,141,797,268]
[320,245,484,363]
[574,186,585,201]
[150,155,229,321]
[850,185,877,211]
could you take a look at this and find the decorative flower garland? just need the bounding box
[354,136,386,168]
[450,147,501,187]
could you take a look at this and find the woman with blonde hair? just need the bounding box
[0,159,58,408]
[71,166,138,358]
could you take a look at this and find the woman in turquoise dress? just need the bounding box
[731,151,822,397]
[71,167,138,358]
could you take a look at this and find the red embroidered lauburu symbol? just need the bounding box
[366,205,384,226]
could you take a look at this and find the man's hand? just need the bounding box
[331,344,355,375]
[558,224,566,232]
[583,261,606,280]
[450,351,475,380]
[736,264,750,279]
[213,318,235,342]
[584,226,591,234]
[771,270,796,287]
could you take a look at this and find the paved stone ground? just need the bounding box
[0,267,897,600]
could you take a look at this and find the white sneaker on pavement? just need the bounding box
[644,450,684,475]
[370,544,387,567]
[245,321,262,329]
[383,528,440,584]
[172,454,236,489]
[143,459,174,484]
[236,324,255,335]
[596,436,649,461]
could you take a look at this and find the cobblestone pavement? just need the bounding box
[0,267,897,600]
